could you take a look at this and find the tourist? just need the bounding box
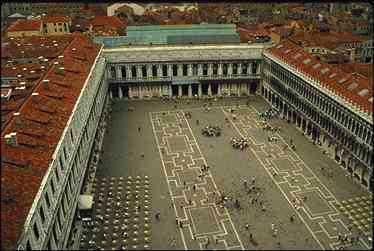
[245,223,250,230]
[196,119,199,125]
[290,215,294,222]
[243,179,248,188]
[138,126,141,132]
[155,211,161,220]
[193,184,196,191]
[179,221,183,228]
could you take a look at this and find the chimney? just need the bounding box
[42,79,49,89]
[31,92,39,102]
[4,132,18,147]
[13,112,21,125]
[57,67,65,75]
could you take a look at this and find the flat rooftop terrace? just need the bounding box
[81,97,372,250]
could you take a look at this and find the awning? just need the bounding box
[78,195,93,210]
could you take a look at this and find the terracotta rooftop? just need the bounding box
[89,16,126,29]
[7,19,41,32]
[1,35,73,62]
[1,33,101,250]
[289,31,367,50]
[267,40,372,116]
[41,16,72,23]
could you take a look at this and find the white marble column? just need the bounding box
[116,65,122,80]
[217,84,221,96]
[198,84,202,96]
[168,85,172,97]
[228,63,233,76]
[126,65,131,80]
[178,85,182,97]
[167,64,173,77]
[147,65,152,79]
[208,64,213,76]
[256,62,261,75]
[238,63,242,76]
[109,90,113,99]
[188,85,192,97]
[198,64,203,76]
[118,86,123,99]
[208,84,212,96]
[218,63,223,76]
[177,64,183,77]
[137,65,142,79]
[188,64,193,76]
[248,62,253,75]
[157,64,162,78]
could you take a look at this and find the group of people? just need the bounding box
[202,125,221,137]
[259,108,279,121]
[231,136,249,150]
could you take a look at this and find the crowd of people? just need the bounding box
[202,125,221,137]
[259,108,279,121]
[231,136,249,150]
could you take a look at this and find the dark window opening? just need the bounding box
[202,64,208,76]
[233,64,238,75]
[131,66,136,78]
[142,66,147,77]
[223,64,228,75]
[121,67,126,78]
[162,65,167,76]
[172,65,178,76]
[50,179,55,194]
[213,64,218,75]
[183,64,188,76]
[152,65,157,76]
[33,223,40,240]
[192,64,198,75]
[45,192,51,208]
[26,241,32,251]
[40,206,45,223]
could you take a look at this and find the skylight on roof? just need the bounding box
[338,77,348,84]
[329,73,337,79]
[293,53,302,59]
[347,82,358,90]
[284,49,291,54]
[303,58,311,64]
[312,63,321,69]
[320,68,330,74]
[358,89,369,97]
[276,44,284,49]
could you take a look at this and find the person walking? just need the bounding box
[138,126,141,133]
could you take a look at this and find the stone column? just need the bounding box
[198,64,203,76]
[237,83,241,96]
[157,64,162,78]
[188,64,193,76]
[228,63,233,76]
[238,63,242,76]
[208,84,212,96]
[109,90,113,99]
[167,64,173,77]
[178,85,182,97]
[147,64,152,79]
[188,85,192,97]
[217,84,221,96]
[116,65,122,80]
[256,62,261,75]
[137,65,142,79]
[248,62,253,75]
[177,64,183,77]
[118,86,123,99]
[218,63,223,76]
[168,85,172,97]
[208,64,213,77]
[126,65,131,80]
[198,84,202,96]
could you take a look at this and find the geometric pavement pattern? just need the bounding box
[333,196,372,236]
[221,105,371,250]
[150,110,244,250]
[79,176,152,250]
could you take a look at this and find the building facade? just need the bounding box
[261,41,373,191]
[104,44,270,99]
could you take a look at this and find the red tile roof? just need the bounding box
[7,19,41,32]
[89,16,125,29]
[1,33,101,250]
[267,40,372,115]
[41,16,72,23]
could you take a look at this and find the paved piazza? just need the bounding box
[91,96,372,250]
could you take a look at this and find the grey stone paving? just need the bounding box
[89,96,371,250]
